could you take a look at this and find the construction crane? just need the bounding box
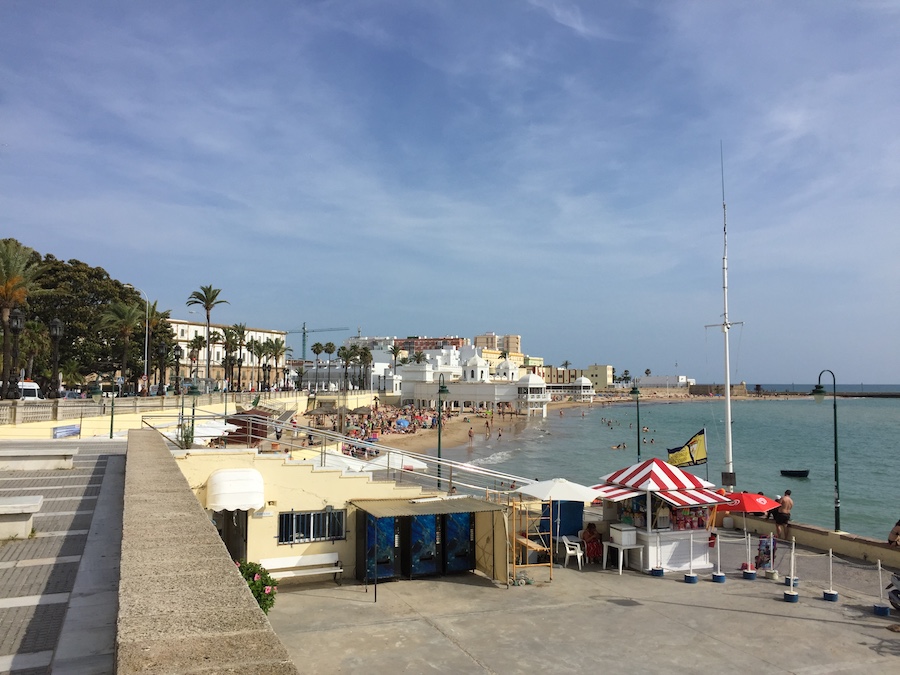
[286,323,350,361]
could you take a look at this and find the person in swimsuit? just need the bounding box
[774,490,793,539]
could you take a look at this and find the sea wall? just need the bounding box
[117,429,300,674]
[717,513,900,569]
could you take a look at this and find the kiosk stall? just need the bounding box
[593,458,731,573]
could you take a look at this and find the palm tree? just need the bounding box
[389,345,402,373]
[358,347,373,390]
[561,360,571,370]
[186,285,228,380]
[249,338,267,391]
[268,337,287,388]
[622,369,631,383]
[412,351,427,364]
[231,323,247,389]
[145,301,171,369]
[100,301,144,387]
[644,368,651,377]
[60,358,83,390]
[187,335,206,380]
[0,239,43,398]
[19,320,49,382]
[337,345,359,390]
[311,342,324,392]
[323,342,335,391]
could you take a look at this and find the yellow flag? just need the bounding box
[667,429,707,467]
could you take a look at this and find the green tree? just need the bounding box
[186,285,228,380]
[311,342,324,392]
[0,239,44,398]
[269,338,287,387]
[337,344,359,389]
[248,338,267,390]
[232,323,248,389]
[60,358,84,389]
[622,369,631,383]
[323,342,336,391]
[644,369,651,378]
[389,344,402,373]
[19,320,49,382]
[187,335,207,380]
[100,301,144,389]
[358,346,373,390]
[412,351,427,364]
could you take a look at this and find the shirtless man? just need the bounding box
[774,490,793,539]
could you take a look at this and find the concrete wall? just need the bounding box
[118,429,299,674]
[717,512,900,568]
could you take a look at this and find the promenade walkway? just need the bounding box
[0,439,124,674]
[268,536,900,674]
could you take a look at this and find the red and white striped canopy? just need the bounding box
[600,457,715,491]
[594,458,731,507]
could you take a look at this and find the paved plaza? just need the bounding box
[268,536,900,674]
[0,440,124,675]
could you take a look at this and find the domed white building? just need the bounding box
[517,373,551,417]
[573,376,595,402]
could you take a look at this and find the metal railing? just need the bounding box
[141,410,532,498]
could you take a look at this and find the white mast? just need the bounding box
[721,148,734,491]
[708,144,741,491]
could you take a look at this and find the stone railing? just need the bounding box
[117,429,299,673]
[0,390,307,425]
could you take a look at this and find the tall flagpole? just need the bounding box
[707,144,742,492]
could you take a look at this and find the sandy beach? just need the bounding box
[377,398,636,455]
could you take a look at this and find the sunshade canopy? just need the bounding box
[206,468,264,511]
[722,492,781,513]
[516,478,600,502]
[351,496,505,518]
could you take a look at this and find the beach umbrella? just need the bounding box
[515,479,601,561]
[352,406,372,415]
[722,492,781,533]
[395,419,410,428]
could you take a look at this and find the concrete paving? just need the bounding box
[268,537,900,674]
[0,440,124,675]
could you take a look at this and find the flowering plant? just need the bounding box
[235,559,278,614]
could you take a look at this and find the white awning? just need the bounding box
[206,468,265,512]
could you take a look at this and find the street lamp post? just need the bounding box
[236,356,243,392]
[7,309,24,399]
[157,343,167,396]
[436,374,450,490]
[173,344,183,395]
[49,318,63,398]
[283,366,289,390]
[124,284,150,393]
[812,370,840,531]
[630,384,641,462]
[91,383,115,439]
[262,364,271,392]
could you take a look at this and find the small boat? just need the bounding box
[780,469,810,478]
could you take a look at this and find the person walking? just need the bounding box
[774,490,793,539]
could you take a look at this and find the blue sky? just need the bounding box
[3,1,899,384]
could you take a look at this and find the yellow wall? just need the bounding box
[174,450,427,579]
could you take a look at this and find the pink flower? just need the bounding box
[235,561,241,567]
[254,573,261,581]
[264,586,272,594]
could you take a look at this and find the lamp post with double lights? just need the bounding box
[630,384,642,462]
[436,373,450,490]
[812,370,841,531]
[173,344,183,395]
[49,318,63,398]
[7,309,24,399]
[156,343,167,396]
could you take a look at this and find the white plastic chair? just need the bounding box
[562,536,584,570]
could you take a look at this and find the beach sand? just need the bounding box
[376,398,648,455]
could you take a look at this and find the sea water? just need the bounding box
[440,396,900,541]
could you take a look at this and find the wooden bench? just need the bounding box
[0,496,43,539]
[259,552,343,584]
[0,447,78,471]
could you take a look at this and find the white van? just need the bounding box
[18,381,45,400]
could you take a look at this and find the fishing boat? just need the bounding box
[780,469,810,478]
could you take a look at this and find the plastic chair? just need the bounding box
[562,536,584,570]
